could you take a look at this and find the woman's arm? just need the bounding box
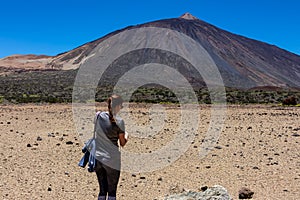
[118,132,128,147]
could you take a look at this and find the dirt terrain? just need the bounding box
[0,103,299,199]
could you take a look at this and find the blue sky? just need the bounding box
[0,0,299,58]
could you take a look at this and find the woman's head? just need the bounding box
[107,94,123,122]
[108,94,123,109]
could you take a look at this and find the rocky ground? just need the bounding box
[0,103,299,199]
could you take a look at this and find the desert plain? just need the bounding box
[0,103,299,200]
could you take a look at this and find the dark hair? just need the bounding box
[107,94,123,123]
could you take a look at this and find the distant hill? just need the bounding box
[0,54,52,74]
[0,13,299,104]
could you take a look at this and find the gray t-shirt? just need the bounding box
[94,111,125,167]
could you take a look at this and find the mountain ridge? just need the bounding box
[1,14,300,89]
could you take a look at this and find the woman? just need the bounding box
[94,94,128,200]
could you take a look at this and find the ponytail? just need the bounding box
[107,97,115,123]
[107,94,123,123]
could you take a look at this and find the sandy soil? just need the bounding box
[0,103,299,200]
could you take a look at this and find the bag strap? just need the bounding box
[93,111,101,139]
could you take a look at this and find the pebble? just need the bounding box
[201,186,208,191]
[37,136,42,141]
[48,133,55,137]
[238,187,254,199]
[66,141,74,145]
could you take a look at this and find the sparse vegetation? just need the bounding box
[0,69,76,103]
[0,69,299,105]
[282,96,297,105]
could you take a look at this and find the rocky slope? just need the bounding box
[45,13,300,89]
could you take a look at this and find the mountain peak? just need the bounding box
[179,12,198,20]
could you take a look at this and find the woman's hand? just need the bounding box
[118,132,128,147]
[125,131,129,140]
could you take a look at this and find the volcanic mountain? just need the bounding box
[1,13,300,89]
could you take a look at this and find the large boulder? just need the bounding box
[163,185,231,200]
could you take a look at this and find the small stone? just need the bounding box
[158,177,163,181]
[238,187,254,199]
[48,133,55,137]
[292,133,300,137]
[37,136,42,141]
[140,176,146,179]
[201,186,208,191]
[27,144,32,147]
[47,187,52,191]
[169,185,185,194]
[66,141,73,145]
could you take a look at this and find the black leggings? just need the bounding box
[95,161,120,198]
